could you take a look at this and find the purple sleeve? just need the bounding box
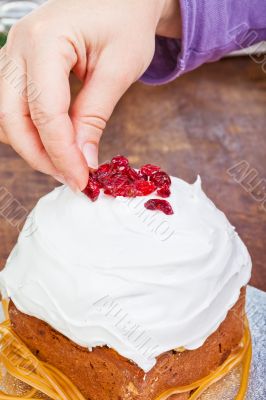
[141,0,266,85]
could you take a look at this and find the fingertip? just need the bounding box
[82,142,99,169]
[52,175,66,185]
[64,164,89,193]
[79,168,90,192]
[64,176,81,193]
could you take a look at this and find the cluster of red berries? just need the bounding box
[83,156,174,215]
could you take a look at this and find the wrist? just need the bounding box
[156,0,181,38]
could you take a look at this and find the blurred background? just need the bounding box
[0,1,265,291]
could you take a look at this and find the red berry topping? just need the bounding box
[138,171,149,181]
[144,199,174,215]
[104,174,129,197]
[150,171,171,188]
[96,163,112,175]
[111,155,129,168]
[140,164,161,177]
[111,174,129,188]
[157,184,171,198]
[116,185,138,198]
[135,180,156,196]
[83,155,174,214]
[93,163,114,187]
[83,176,101,202]
[125,166,140,182]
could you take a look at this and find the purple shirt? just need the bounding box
[141,0,266,84]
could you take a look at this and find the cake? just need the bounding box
[0,158,252,400]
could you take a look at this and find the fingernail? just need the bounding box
[83,142,98,169]
[64,176,80,193]
[53,175,66,185]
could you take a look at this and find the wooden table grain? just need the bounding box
[0,57,265,290]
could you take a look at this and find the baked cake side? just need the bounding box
[9,287,246,400]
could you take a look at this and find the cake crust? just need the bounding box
[9,288,246,400]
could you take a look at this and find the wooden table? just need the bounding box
[0,56,265,291]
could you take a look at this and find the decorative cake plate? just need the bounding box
[0,286,265,400]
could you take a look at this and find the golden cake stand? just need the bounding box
[0,301,252,400]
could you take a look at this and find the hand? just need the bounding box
[0,0,180,191]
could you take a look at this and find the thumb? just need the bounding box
[72,56,133,170]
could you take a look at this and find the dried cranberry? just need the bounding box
[96,163,112,175]
[83,176,101,202]
[94,163,114,186]
[94,163,113,177]
[111,155,129,168]
[157,184,171,198]
[104,174,129,197]
[112,174,130,187]
[135,180,156,196]
[144,199,174,215]
[116,184,138,197]
[104,188,113,196]
[125,166,140,182]
[150,171,171,188]
[140,164,161,177]
[138,171,149,181]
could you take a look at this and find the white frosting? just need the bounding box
[0,177,251,372]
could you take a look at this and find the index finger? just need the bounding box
[27,40,88,191]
